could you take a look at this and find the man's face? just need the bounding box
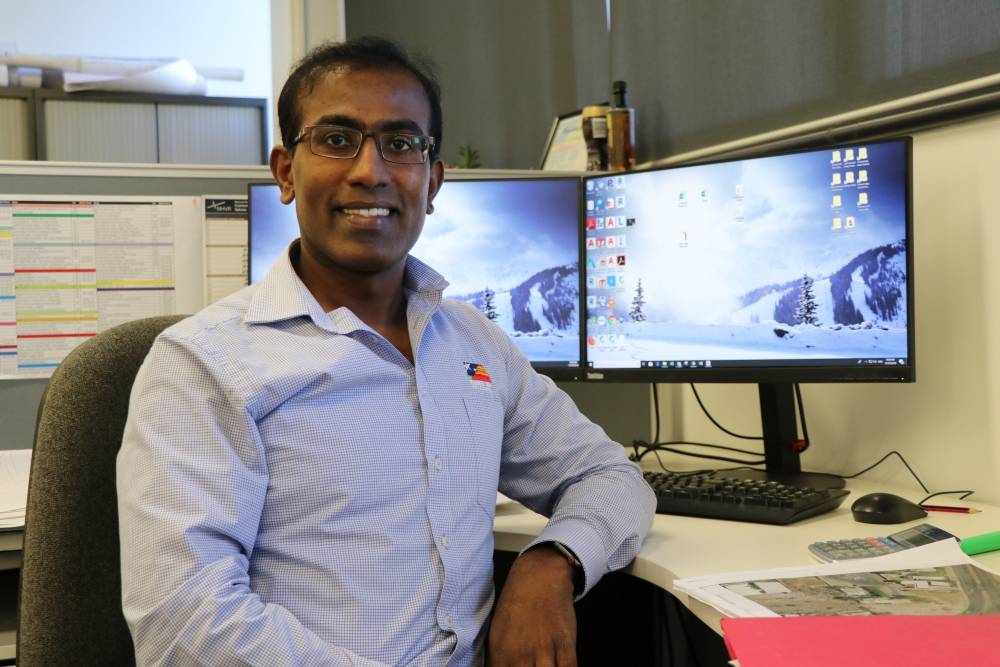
[271,66,443,278]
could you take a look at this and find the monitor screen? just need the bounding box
[582,138,913,384]
[248,177,583,378]
[248,182,298,285]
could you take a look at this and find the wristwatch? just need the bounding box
[550,541,584,595]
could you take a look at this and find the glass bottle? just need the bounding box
[607,80,636,172]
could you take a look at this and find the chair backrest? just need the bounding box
[17,314,187,666]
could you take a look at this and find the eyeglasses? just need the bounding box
[292,124,435,164]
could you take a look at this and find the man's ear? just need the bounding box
[270,145,296,204]
[426,158,445,213]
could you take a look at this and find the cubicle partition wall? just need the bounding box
[0,160,270,451]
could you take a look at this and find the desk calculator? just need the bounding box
[808,523,959,562]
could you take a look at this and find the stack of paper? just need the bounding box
[0,448,31,530]
[674,539,1000,618]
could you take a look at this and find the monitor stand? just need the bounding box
[722,382,845,490]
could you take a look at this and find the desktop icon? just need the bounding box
[858,192,869,206]
[857,147,868,160]
[831,172,842,186]
[586,180,595,192]
[831,150,841,163]
[734,183,744,197]
[586,217,597,230]
[832,195,842,208]
[845,171,855,184]
[616,196,626,208]
[845,148,855,161]
[845,216,856,229]
[587,199,595,211]
[606,197,615,209]
[858,169,868,183]
[832,217,842,230]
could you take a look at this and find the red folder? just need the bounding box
[721,615,1000,667]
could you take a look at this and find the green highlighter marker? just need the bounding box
[960,530,1000,556]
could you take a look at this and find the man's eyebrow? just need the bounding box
[309,114,426,135]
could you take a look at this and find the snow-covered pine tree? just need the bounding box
[629,278,646,322]
[795,274,819,325]
[483,286,499,320]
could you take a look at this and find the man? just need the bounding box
[117,36,654,666]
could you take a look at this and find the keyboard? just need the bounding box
[643,471,850,525]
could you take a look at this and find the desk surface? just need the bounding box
[2,476,998,660]
[494,474,1000,633]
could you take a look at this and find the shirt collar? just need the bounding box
[245,240,449,331]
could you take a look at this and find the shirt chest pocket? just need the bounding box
[457,395,504,516]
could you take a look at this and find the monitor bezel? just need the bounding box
[581,136,915,385]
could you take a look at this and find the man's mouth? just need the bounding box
[340,207,392,217]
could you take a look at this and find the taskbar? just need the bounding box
[597,356,910,370]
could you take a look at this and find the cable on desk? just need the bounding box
[841,449,976,505]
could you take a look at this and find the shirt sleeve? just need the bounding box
[492,333,657,598]
[116,329,392,667]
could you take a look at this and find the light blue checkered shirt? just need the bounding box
[117,244,655,666]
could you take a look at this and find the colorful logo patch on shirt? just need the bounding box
[464,362,492,383]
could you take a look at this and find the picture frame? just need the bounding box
[539,109,589,171]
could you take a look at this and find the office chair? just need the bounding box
[16,314,187,666]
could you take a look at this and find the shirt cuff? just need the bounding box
[522,521,608,599]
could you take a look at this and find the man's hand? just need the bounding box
[488,544,578,667]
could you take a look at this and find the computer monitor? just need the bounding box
[582,138,913,486]
[248,176,583,379]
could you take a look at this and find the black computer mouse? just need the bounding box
[851,492,928,524]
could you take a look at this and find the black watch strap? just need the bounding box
[551,541,584,595]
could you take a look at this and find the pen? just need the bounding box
[920,504,980,514]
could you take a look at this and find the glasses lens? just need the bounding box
[309,126,362,158]
[378,133,430,164]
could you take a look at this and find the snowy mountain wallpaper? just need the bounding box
[411,178,581,364]
[585,140,910,368]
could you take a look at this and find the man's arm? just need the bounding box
[487,335,657,664]
[117,331,391,667]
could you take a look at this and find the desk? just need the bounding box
[494,475,1000,634]
[0,531,21,663]
[4,478,998,663]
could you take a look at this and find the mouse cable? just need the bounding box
[841,450,976,504]
[689,383,763,441]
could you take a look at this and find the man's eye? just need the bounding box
[387,136,416,152]
[319,131,353,147]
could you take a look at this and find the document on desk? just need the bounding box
[674,539,1000,618]
[0,448,31,529]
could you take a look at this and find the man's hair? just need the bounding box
[277,36,443,160]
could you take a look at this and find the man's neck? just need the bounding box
[297,258,408,327]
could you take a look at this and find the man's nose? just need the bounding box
[346,135,390,187]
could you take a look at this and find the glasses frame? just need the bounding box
[291,124,436,164]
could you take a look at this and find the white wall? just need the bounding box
[663,111,1000,504]
[0,0,272,137]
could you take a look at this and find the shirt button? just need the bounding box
[433,457,443,470]
[442,536,450,549]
